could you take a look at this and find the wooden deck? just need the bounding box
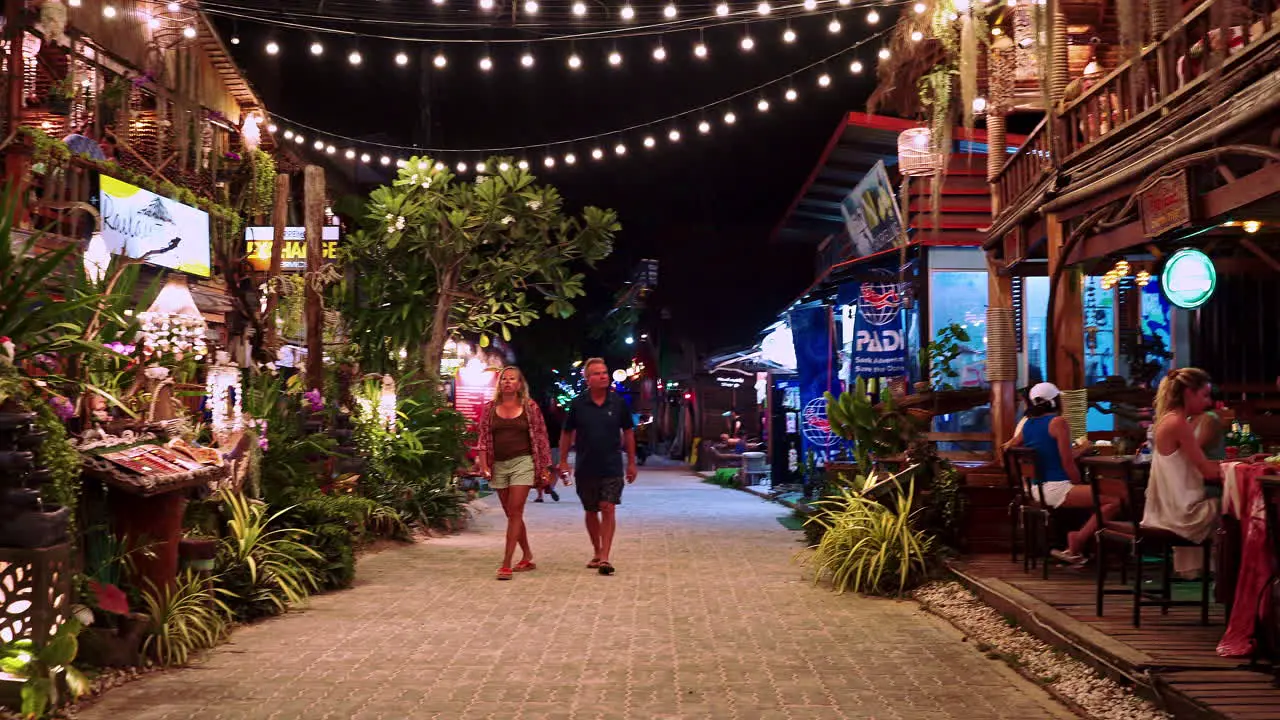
[951,555,1280,720]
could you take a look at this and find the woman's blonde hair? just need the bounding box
[1154,367,1212,418]
[492,365,529,404]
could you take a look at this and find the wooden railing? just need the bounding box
[992,116,1052,211]
[1057,0,1279,160]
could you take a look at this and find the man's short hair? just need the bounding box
[583,357,607,373]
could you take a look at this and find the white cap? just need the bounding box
[1029,382,1061,405]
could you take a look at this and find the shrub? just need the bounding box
[141,570,230,667]
[215,492,320,622]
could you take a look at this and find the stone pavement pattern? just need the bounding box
[73,468,1073,720]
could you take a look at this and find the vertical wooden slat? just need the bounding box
[304,166,325,392]
[264,173,289,348]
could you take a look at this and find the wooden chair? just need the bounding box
[1004,446,1061,579]
[1002,447,1033,565]
[1093,463,1213,627]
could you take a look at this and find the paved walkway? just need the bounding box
[74,468,1073,720]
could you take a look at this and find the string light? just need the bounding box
[757,97,770,112]
[267,124,278,133]
[910,30,923,41]
[741,35,755,50]
[231,34,241,45]
[867,8,880,22]
[783,27,797,42]
[663,3,678,18]
[480,0,495,9]
[757,2,772,14]
[668,128,681,141]
[568,52,583,68]
[518,160,530,169]
[521,51,535,67]
[694,42,708,58]
[643,136,656,148]
[716,2,730,15]
[182,26,197,39]
[615,142,628,155]
[480,55,493,71]
[361,153,371,163]
[621,4,636,19]
[699,120,712,133]
[168,2,181,11]
[266,41,280,55]
[592,147,605,160]
[103,5,117,18]
[524,0,539,13]
[609,50,623,66]
[838,0,852,5]
[310,41,324,56]
[828,16,842,32]
[381,156,391,165]
[326,145,337,154]
[724,110,737,124]
[850,59,863,72]
[878,47,891,59]
[572,1,587,15]
[314,140,325,150]
[914,1,927,11]
[348,50,363,65]
[499,161,511,170]
[565,152,577,164]
[544,155,556,167]
[785,87,798,101]
[434,51,448,68]
[818,72,831,86]
[456,161,468,172]
[804,0,818,8]
[396,51,410,65]
[653,44,667,61]
[345,149,356,159]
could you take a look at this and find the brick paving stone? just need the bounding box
[71,467,1074,720]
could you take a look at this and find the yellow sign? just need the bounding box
[244,226,339,272]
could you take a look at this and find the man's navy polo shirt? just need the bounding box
[564,390,634,480]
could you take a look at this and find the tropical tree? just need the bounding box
[338,157,619,375]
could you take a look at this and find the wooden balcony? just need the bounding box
[990,0,1280,236]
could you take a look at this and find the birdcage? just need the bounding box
[897,128,943,177]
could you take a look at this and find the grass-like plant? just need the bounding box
[216,491,321,621]
[801,478,936,597]
[140,570,231,667]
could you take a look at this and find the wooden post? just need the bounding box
[264,173,289,348]
[987,255,1017,449]
[303,166,325,391]
[1047,214,1084,391]
[5,0,22,136]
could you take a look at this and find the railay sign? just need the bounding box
[1139,170,1192,238]
[1162,248,1217,309]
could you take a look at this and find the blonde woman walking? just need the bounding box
[476,366,554,580]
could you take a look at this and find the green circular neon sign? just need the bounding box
[1161,248,1217,309]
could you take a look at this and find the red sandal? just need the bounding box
[514,560,537,572]
[496,567,513,580]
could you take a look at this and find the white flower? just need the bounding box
[500,215,515,225]
[394,216,406,231]
[528,200,542,210]
[421,177,432,189]
[145,366,170,380]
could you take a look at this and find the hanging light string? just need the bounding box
[267,28,888,160]
[202,0,908,43]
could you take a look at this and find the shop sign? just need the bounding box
[245,226,340,272]
[714,373,747,389]
[1161,248,1216,309]
[842,276,910,379]
[99,175,211,277]
[1139,170,1192,238]
[840,161,907,259]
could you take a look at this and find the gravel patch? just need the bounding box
[915,581,1172,720]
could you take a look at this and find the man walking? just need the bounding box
[558,358,638,576]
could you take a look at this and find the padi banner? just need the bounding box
[787,304,842,460]
[840,160,906,258]
[841,275,910,379]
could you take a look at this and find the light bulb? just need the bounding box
[572,1,587,14]
[565,153,577,165]
[521,52,534,67]
[621,4,635,19]
[716,2,730,15]
[828,17,842,32]
[850,59,863,73]
[345,149,356,159]
[103,5,117,18]
[867,9,880,23]
[653,45,667,61]
[668,129,681,141]
[544,156,556,168]
[231,35,241,45]
[381,156,391,165]
[609,50,622,66]
[568,53,582,69]
[434,52,448,68]
[643,136,656,148]
[615,143,627,155]
[694,43,708,58]
[480,0,495,8]
[724,111,737,124]
[348,50,363,66]
[914,1,927,11]
[804,0,817,8]
[1244,220,1262,233]
[396,52,410,66]
[182,26,196,39]
[266,41,280,55]
[520,160,532,169]
[168,1,181,10]
[838,0,852,4]
[360,153,371,163]
[314,140,325,150]
[740,36,755,50]
[310,42,324,56]
[698,120,712,134]
[525,0,539,12]
[294,135,304,144]
[783,28,797,43]
[818,73,831,87]
[479,56,493,71]
[456,161,468,173]
[499,162,511,171]
[592,148,604,160]
[972,96,988,114]
[757,98,770,112]
[326,145,336,154]
[663,3,678,17]
[757,1,771,14]
[284,129,295,140]
[785,87,798,101]
[911,30,924,41]
[878,47,891,59]
[476,162,487,172]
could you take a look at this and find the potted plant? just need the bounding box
[98,75,131,127]
[46,76,75,116]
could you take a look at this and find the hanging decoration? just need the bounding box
[958,8,978,129]
[897,127,942,176]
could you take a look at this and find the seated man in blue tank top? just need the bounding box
[1004,382,1122,565]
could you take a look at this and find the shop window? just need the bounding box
[1083,276,1116,432]
[1023,276,1050,385]
[1138,280,1173,381]
[930,270,990,441]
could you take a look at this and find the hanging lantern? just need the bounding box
[1135,270,1152,287]
[898,128,943,177]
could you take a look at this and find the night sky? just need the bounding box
[210,1,893,358]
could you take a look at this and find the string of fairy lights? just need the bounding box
[263,30,889,172]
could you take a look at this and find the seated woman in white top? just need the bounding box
[1141,367,1223,573]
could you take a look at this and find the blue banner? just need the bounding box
[844,277,910,379]
[787,304,843,461]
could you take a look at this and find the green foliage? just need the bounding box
[0,618,89,718]
[140,570,231,667]
[271,493,407,590]
[920,323,972,390]
[825,378,925,476]
[336,156,620,373]
[801,480,936,597]
[705,468,741,488]
[32,401,82,530]
[215,491,321,622]
[249,150,276,216]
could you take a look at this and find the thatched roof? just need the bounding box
[867,9,949,118]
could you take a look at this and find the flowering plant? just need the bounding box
[302,388,325,413]
[49,395,75,420]
[223,151,242,162]
[136,311,208,363]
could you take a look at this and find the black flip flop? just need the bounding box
[597,561,615,576]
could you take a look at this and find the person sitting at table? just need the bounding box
[1004,382,1120,566]
[1142,367,1223,575]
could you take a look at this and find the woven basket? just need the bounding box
[898,128,944,177]
[1059,389,1089,441]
